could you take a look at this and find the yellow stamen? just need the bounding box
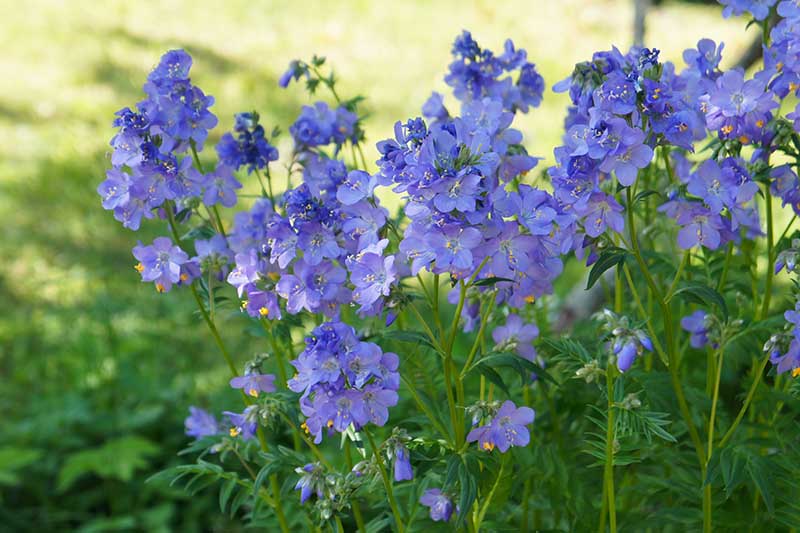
[180,273,189,282]
[327,419,334,428]
[156,283,166,293]
[482,441,495,451]
[229,427,241,437]
[755,119,765,128]
[739,135,749,144]
[301,422,310,434]
[720,125,734,135]
[259,306,269,317]
[249,388,259,397]
[792,367,800,378]
[525,295,535,304]
[241,300,248,310]
[134,262,144,273]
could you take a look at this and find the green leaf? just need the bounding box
[669,282,728,319]
[586,247,629,290]
[471,364,510,395]
[379,330,437,352]
[58,436,159,492]
[0,447,42,486]
[219,477,237,513]
[469,352,556,385]
[455,460,478,528]
[471,276,515,287]
[634,190,661,203]
[746,455,774,515]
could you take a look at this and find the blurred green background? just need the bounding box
[0,0,752,530]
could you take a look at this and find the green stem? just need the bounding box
[707,348,724,456]
[623,265,668,367]
[167,212,288,532]
[344,440,368,533]
[401,374,451,441]
[626,187,706,468]
[277,411,330,467]
[445,280,468,444]
[603,367,617,533]
[758,187,775,320]
[703,346,724,533]
[460,296,496,377]
[666,250,690,300]
[717,243,733,293]
[363,428,405,533]
[718,353,771,449]
[476,457,507,530]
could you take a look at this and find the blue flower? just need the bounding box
[216,112,279,173]
[466,400,535,452]
[230,373,277,397]
[426,225,482,274]
[681,310,711,348]
[420,489,455,522]
[132,237,194,293]
[393,444,413,482]
[223,406,258,440]
[184,407,219,439]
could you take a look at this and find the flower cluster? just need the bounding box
[288,322,400,443]
[658,155,761,250]
[216,112,279,173]
[290,102,359,148]
[376,35,571,308]
[444,30,545,113]
[549,45,695,252]
[98,50,220,230]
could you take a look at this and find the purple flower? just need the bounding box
[195,234,232,278]
[349,240,397,310]
[202,165,242,207]
[681,310,710,348]
[132,237,191,293]
[420,489,455,522]
[353,384,398,426]
[709,70,769,116]
[393,444,413,482]
[297,224,343,266]
[229,373,277,397]
[337,170,376,205]
[719,0,777,20]
[433,173,482,213]
[289,322,400,442]
[184,406,219,438]
[224,406,258,440]
[576,193,625,238]
[492,314,539,361]
[687,160,737,214]
[422,92,450,122]
[294,463,324,503]
[598,130,653,186]
[426,225,482,273]
[216,112,279,173]
[676,206,724,250]
[466,400,535,452]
